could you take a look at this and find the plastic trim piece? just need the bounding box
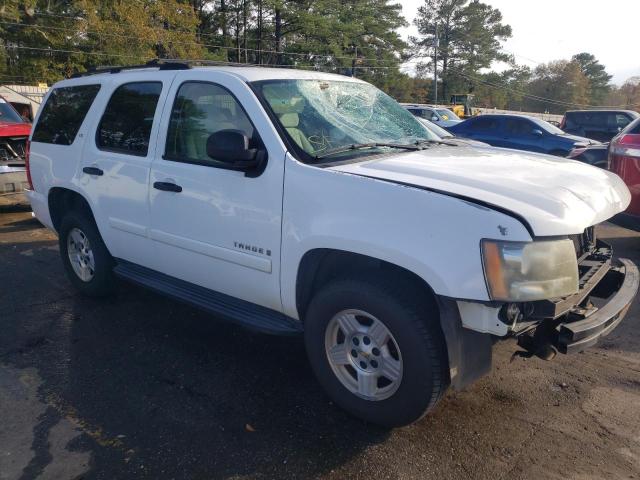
[113,260,302,335]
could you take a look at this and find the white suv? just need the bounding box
[26,61,638,427]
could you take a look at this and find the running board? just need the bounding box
[113,260,303,335]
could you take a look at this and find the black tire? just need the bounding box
[58,209,115,297]
[304,276,449,427]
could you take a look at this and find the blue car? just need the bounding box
[448,114,600,156]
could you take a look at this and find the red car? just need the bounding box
[609,117,640,223]
[0,96,31,198]
[0,97,31,166]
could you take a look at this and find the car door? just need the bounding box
[80,73,176,267]
[501,118,546,153]
[462,116,503,145]
[147,71,285,312]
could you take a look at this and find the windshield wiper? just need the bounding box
[314,142,422,160]
[414,139,447,146]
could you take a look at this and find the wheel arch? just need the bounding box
[48,186,96,233]
[295,248,493,391]
[295,248,441,322]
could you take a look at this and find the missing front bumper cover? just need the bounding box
[515,257,638,357]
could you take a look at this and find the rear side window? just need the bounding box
[97,82,162,156]
[32,85,101,145]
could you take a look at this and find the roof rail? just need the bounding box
[70,59,191,78]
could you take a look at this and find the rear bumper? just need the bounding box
[0,168,27,195]
[25,189,54,230]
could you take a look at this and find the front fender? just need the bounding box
[280,157,532,319]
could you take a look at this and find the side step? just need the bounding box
[113,260,303,335]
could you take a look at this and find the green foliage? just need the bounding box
[412,0,512,102]
[0,0,409,90]
[572,52,612,105]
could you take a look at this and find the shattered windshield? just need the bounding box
[253,79,438,162]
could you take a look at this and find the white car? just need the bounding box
[402,104,462,128]
[26,62,638,427]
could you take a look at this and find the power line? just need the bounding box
[0,17,402,66]
[1,14,635,109]
[3,45,377,71]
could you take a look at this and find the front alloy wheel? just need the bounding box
[304,276,449,427]
[325,309,403,401]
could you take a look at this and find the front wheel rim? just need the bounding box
[67,227,95,282]
[324,309,403,401]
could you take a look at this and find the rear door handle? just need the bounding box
[82,166,103,176]
[153,181,182,193]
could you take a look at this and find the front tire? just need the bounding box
[304,276,449,427]
[59,210,115,297]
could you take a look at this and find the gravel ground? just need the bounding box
[0,205,639,480]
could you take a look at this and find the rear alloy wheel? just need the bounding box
[59,210,115,297]
[66,227,96,282]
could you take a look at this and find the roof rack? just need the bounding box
[70,59,191,78]
[70,58,265,78]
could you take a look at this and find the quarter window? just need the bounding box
[97,82,162,156]
[32,85,101,145]
[165,82,256,166]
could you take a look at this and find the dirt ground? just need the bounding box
[0,204,639,480]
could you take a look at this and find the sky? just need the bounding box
[398,0,640,85]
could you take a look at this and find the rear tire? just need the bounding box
[304,276,449,427]
[59,210,115,297]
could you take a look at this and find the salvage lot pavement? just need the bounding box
[0,205,639,480]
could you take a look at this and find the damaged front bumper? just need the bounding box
[515,240,638,357]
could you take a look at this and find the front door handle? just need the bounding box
[153,181,183,193]
[82,166,103,176]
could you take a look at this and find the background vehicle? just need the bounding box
[560,110,639,142]
[26,62,637,428]
[402,104,462,128]
[449,94,476,118]
[416,117,490,147]
[0,97,30,203]
[449,114,599,156]
[567,144,609,168]
[609,118,640,223]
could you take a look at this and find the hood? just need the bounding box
[560,133,600,146]
[444,137,490,148]
[328,145,630,237]
[0,121,31,137]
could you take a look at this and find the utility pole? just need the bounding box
[351,45,358,78]
[433,25,439,106]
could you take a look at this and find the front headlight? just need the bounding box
[481,239,579,302]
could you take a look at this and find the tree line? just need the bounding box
[0,0,637,114]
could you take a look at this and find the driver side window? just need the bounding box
[97,82,162,156]
[165,82,255,166]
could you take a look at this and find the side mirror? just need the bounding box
[207,130,260,168]
[431,116,439,122]
[532,129,544,137]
